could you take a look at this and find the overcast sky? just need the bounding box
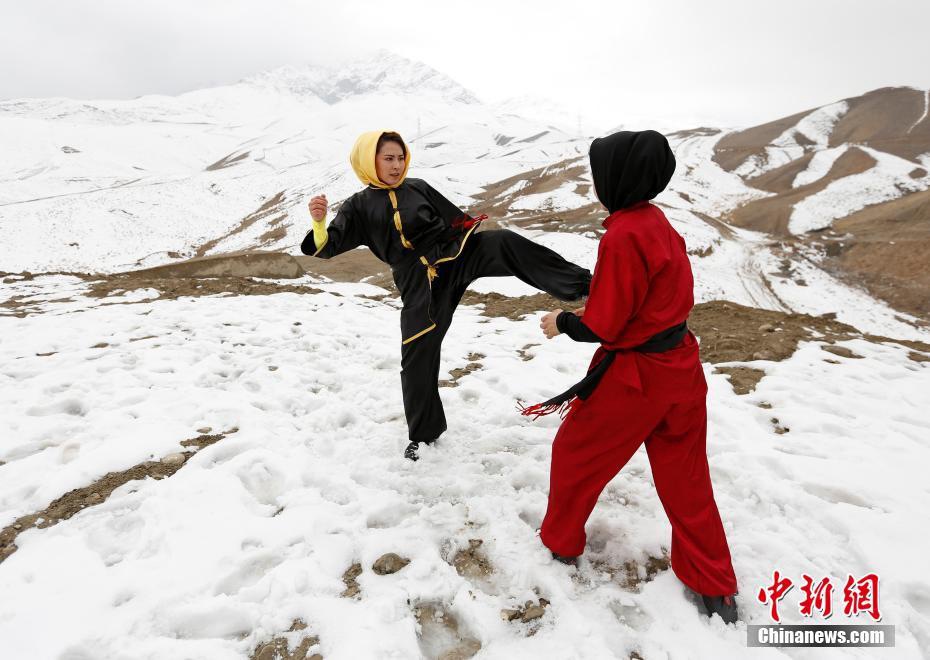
[2,0,929,129]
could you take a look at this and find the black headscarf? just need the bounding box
[589,130,676,214]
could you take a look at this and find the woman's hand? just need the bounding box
[573,306,586,317]
[308,194,328,221]
[540,309,563,339]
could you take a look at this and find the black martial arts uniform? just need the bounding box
[302,177,591,443]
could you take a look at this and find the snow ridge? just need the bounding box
[907,88,930,134]
[735,101,848,179]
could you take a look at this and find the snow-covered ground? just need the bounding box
[1,275,929,659]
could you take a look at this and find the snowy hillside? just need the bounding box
[710,86,930,319]
[716,86,930,235]
[0,52,588,274]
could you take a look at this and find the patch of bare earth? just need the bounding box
[294,249,395,292]
[592,553,671,591]
[499,596,551,630]
[195,191,288,258]
[413,602,482,660]
[340,562,362,598]
[713,366,766,395]
[449,539,493,581]
[457,296,929,394]
[459,291,564,321]
[1,271,97,317]
[474,156,604,234]
[0,430,233,563]
[205,150,250,172]
[815,188,930,320]
[130,250,307,280]
[250,619,321,660]
[439,353,485,388]
[87,274,325,304]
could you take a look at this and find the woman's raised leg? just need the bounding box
[456,229,591,301]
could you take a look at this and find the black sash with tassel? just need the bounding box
[518,321,689,419]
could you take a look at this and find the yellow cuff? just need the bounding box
[311,215,327,251]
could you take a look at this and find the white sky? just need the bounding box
[2,0,929,129]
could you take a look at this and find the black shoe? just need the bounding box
[551,551,579,566]
[404,441,420,461]
[701,594,738,624]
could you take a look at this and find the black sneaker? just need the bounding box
[701,594,738,624]
[404,441,420,461]
[551,551,579,566]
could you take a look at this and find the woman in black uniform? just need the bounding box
[303,130,591,460]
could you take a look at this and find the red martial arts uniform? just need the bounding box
[539,201,738,597]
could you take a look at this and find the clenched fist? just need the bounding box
[308,194,328,221]
[540,309,563,339]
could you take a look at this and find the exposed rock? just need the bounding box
[127,250,305,280]
[771,418,790,434]
[250,619,320,660]
[161,453,187,467]
[372,552,410,575]
[450,539,493,580]
[822,345,864,359]
[341,562,362,598]
[521,604,547,622]
[501,598,550,624]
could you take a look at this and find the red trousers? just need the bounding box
[540,387,738,597]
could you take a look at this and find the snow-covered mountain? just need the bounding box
[715,86,930,235]
[0,52,585,274]
[246,50,481,105]
[708,86,930,318]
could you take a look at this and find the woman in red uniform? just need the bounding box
[525,130,739,623]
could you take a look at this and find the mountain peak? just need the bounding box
[246,51,480,105]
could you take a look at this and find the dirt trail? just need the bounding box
[0,430,233,564]
[194,191,288,259]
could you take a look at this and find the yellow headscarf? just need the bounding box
[349,130,411,189]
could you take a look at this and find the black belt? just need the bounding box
[519,321,689,418]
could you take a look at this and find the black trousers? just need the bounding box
[395,229,592,443]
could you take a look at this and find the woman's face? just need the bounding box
[375,141,406,186]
